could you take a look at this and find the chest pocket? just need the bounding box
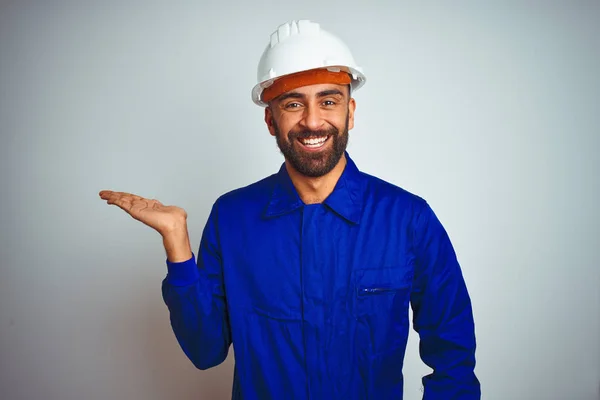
[351,266,413,318]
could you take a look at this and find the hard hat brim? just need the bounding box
[252,66,366,107]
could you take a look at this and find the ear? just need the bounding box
[264,106,276,137]
[348,98,356,131]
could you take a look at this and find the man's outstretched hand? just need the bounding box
[99,190,192,262]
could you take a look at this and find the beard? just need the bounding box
[273,112,349,178]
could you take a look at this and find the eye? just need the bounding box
[322,100,337,106]
[285,102,303,109]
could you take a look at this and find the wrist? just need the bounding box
[162,226,192,263]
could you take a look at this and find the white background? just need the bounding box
[1,1,599,399]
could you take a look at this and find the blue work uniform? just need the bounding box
[162,153,480,399]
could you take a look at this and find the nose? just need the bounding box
[300,102,326,131]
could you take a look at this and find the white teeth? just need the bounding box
[300,136,328,146]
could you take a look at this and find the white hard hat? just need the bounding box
[251,20,366,106]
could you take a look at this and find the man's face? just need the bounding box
[265,83,356,178]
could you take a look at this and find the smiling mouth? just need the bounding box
[297,135,330,149]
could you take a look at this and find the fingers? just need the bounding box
[99,190,143,213]
[99,190,143,202]
[109,196,134,213]
[99,190,165,218]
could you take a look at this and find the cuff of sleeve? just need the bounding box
[165,253,199,286]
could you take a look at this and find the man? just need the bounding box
[99,20,480,400]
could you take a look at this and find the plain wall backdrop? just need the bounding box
[1,1,599,399]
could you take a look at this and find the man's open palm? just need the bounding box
[99,190,187,236]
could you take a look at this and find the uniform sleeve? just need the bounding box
[161,202,232,370]
[410,201,481,399]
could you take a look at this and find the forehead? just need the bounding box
[279,83,349,97]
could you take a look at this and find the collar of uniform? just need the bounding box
[323,153,364,224]
[263,161,304,218]
[263,152,364,224]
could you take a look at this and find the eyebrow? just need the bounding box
[276,89,345,102]
[317,89,345,98]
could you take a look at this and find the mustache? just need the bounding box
[288,126,339,140]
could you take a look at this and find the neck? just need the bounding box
[286,154,347,205]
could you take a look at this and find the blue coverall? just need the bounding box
[162,153,480,399]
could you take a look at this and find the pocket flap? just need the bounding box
[354,266,413,297]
